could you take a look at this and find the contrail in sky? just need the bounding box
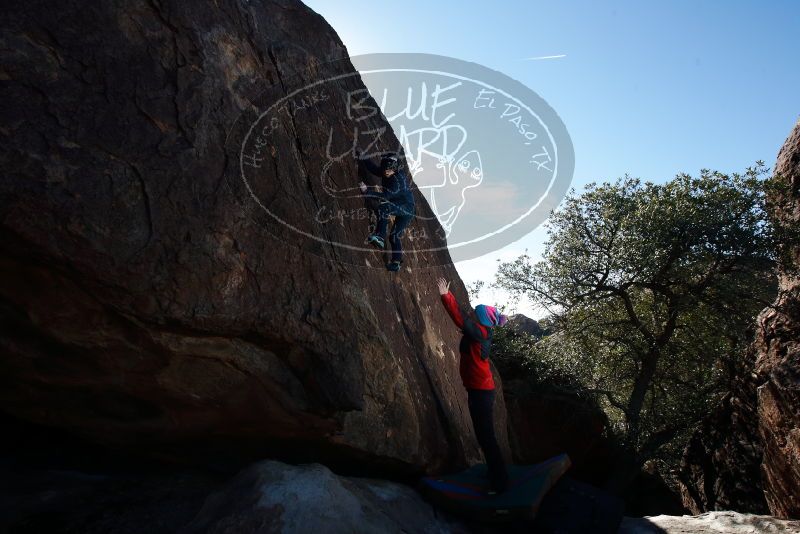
[523,54,567,60]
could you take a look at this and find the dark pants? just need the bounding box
[467,388,509,492]
[374,200,414,263]
[360,189,381,235]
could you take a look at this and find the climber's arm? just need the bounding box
[440,291,465,329]
[438,277,464,330]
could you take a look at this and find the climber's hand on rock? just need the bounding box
[436,277,450,296]
[358,181,367,193]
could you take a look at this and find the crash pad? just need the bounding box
[419,453,571,522]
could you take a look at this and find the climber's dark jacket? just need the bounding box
[358,157,415,215]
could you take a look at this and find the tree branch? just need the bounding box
[584,389,629,415]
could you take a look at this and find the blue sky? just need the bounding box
[304,0,800,317]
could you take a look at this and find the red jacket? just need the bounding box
[441,291,495,390]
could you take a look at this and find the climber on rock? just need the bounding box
[436,277,510,494]
[355,149,416,272]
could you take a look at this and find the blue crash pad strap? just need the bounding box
[423,478,485,500]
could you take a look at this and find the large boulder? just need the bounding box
[0,0,509,475]
[678,119,800,519]
[503,381,614,487]
[678,380,768,514]
[755,119,800,518]
[182,461,465,534]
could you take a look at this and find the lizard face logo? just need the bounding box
[413,150,484,237]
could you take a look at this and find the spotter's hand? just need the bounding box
[436,277,450,296]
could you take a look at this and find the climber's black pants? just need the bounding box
[467,388,509,492]
[374,200,414,263]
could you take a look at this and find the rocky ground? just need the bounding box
[620,512,800,534]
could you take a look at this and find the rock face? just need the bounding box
[756,119,800,519]
[0,0,509,475]
[678,119,800,519]
[503,381,613,486]
[678,379,769,515]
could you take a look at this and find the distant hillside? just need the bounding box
[508,314,547,337]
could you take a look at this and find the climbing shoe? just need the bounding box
[386,260,402,272]
[367,234,385,249]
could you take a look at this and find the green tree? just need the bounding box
[495,165,776,491]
